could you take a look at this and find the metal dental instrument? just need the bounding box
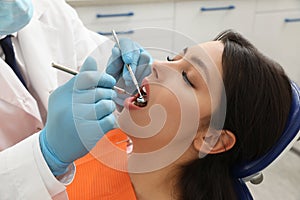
[51,62,78,75]
[111,30,145,103]
[51,62,131,95]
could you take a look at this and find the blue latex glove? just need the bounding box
[40,57,117,175]
[106,38,152,106]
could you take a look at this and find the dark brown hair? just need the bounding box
[178,30,292,200]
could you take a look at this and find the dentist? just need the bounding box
[0,0,151,199]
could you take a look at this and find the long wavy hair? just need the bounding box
[177,30,292,200]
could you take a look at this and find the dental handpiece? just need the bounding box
[51,62,131,95]
[111,30,145,103]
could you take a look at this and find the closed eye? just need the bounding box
[167,56,174,61]
[182,71,194,87]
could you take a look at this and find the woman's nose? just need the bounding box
[152,66,159,79]
[151,60,182,84]
[151,61,161,79]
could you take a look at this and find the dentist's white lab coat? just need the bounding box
[0,0,111,199]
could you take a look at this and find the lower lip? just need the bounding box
[124,97,143,110]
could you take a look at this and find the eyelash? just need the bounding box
[182,71,194,87]
[167,56,194,87]
[166,56,174,61]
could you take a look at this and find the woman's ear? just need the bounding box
[209,130,236,154]
[193,135,204,151]
[193,130,236,155]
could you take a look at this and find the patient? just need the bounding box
[67,30,293,200]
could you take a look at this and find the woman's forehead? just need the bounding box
[186,41,223,62]
[183,41,224,75]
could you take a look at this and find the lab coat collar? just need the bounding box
[17,0,59,118]
[0,33,17,40]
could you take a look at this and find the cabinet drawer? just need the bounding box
[174,0,256,52]
[256,0,300,12]
[86,20,174,60]
[74,2,173,26]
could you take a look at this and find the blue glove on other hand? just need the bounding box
[40,57,116,175]
[106,38,152,106]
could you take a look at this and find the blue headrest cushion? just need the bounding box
[233,81,300,179]
[234,179,254,200]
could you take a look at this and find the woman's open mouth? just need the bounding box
[124,81,149,110]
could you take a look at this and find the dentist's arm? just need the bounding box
[40,57,117,176]
[0,57,117,199]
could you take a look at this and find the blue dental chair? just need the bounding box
[233,81,300,200]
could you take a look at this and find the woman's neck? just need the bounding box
[129,165,180,200]
[128,146,199,200]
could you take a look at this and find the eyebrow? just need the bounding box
[183,48,210,83]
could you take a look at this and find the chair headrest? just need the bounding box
[233,81,300,179]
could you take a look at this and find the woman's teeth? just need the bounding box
[142,86,147,94]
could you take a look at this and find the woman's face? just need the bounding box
[118,41,224,157]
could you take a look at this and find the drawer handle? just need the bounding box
[285,18,300,23]
[98,30,134,36]
[96,12,134,18]
[200,5,235,12]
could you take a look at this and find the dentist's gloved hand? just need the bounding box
[106,38,152,106]
[40,57,116,176]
